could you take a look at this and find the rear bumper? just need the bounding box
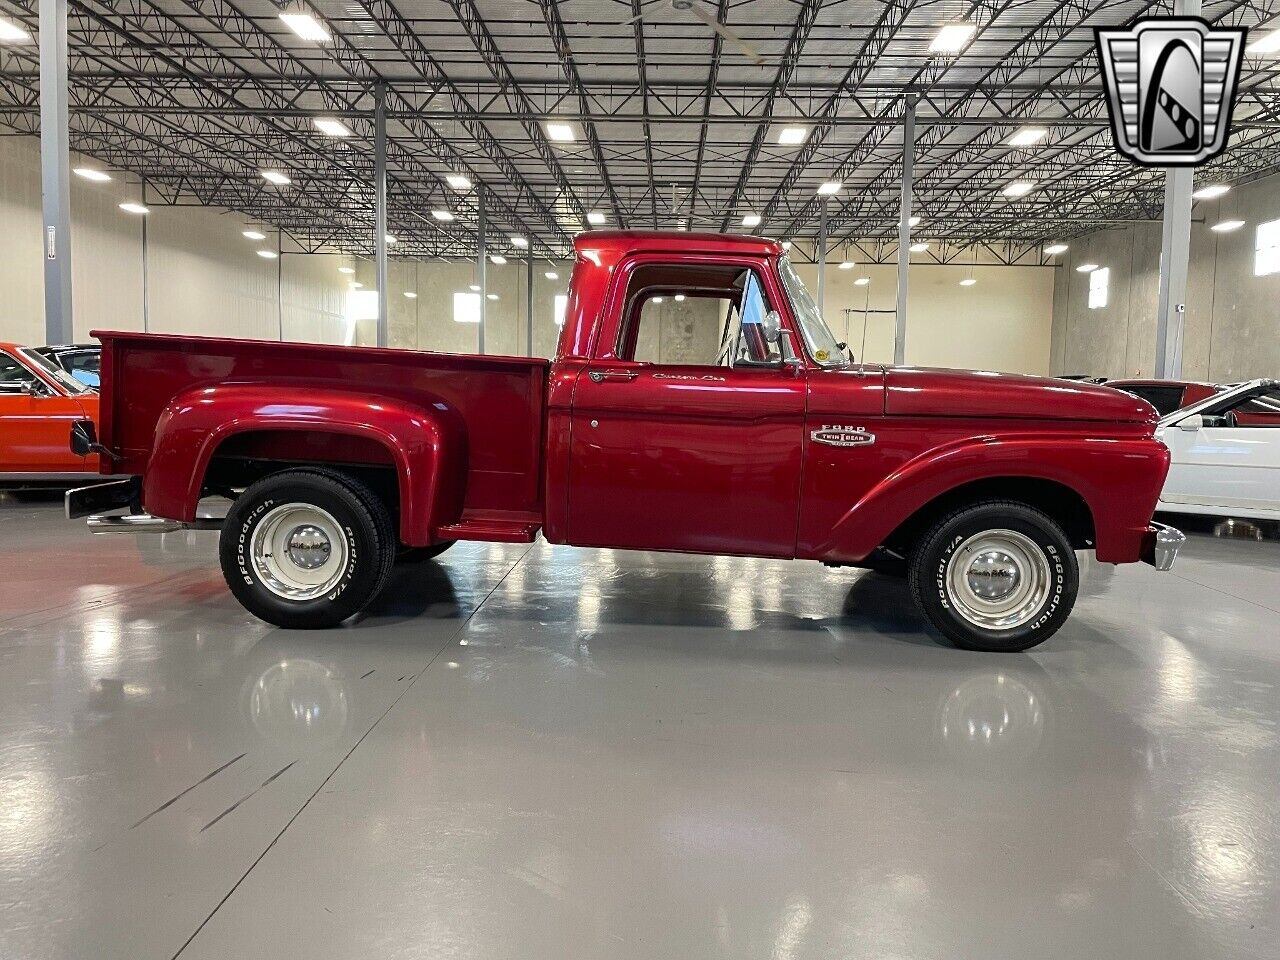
[1141,522,1185,571]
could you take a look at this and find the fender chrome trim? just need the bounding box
[1141,522,1186,571]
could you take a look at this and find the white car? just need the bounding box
[1155,379,1280,521]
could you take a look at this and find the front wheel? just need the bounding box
[908,501,1078,652]
[219,469,396,629]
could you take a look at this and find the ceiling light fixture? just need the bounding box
[777,126,808,145]
[1076,263,1099,273]
[118,202,149,215]
[1247,28,1280,54]
[742,213,761,228]
[781,240,792,250]
[0,17,31,42]
[257,249,279,259]
[930,22,976,54]
[242,230,267,241]
[510,235,528,248]
[544,271,559,280]
[490,254,507,264]
[854,277,870,286]
[384,234,396,244]
[469,284,480,292]
[544,121,576,142]
[73,167,112,182]
[404,291,418,299]
[1007,127,1048,147]
[674,294,686,302]
[486,293,499,301]
[279,9,331,43]
[339,266,355,275]
[313,118,351,138]
[445,173,472,191]
[838,261,855,271]
[1192,184,1231,200]
[817,181,842,196]
[586,211,606,225]
[909,241,929,252]
[1002,181,1036,197]
[1212,219,1245,232]
[431,209,455,221]
[261,170,291,185]
[653,297,664,304]
[959,277,977,287]
[908,215,921,227]
[1044,243,1069,255]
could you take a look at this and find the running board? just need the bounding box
[436,515,541,543]
[87,514,224,534]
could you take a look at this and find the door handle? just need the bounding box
[588,369,639,383]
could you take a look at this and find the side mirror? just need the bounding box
[761,310,782,345]
[1176,414,1203,431]
[0,380,38,396]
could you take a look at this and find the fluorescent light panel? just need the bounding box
[314,118,351,137]
[338,266,355,274]
[1002,181,1035,197]
[490,254,507,264]
[1007,126,1047,147]
[445,173,472,191]
[930,22,976,53]
[741,213,761,228]
[73,167,111,182]
[510,235,528,248]
[243,230,267,240]
[909,242,929,252]
[586,211,606,225]
[544,121,576,142]
[279,12,330,43]
[1248,28,1280,54]
[544,271,559,280]
[1192,184,1230,200]
[1076,263,1099,273]
[1212,219,1245,232]
[431,209,455,221]
[257,249,278,259]
[1044,243,1069,255]
[959,278,977,286]
[817,181,842,196]
[404,291,417,299]
[838,261,855,270]
[119,202,149,215]
[854,277,870,286]
[0,17,31,42]
[777,126,808,145]
[261,170,291,185]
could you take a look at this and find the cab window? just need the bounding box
[616,263,783,368]
[0,351,39,392]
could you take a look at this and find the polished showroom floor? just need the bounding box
[1,496,1277,960]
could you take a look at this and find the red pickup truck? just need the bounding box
[69,231,1181,651]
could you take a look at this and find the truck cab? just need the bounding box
[73,231,1180,651]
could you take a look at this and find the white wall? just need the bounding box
[1051,171,1280,382]
[1,132,1058,375]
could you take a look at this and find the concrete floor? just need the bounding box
[1,496,1277,960]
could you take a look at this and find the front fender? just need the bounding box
[812,432,1168,564]
[143,382,466,546]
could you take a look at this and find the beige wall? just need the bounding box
[1050,171,1280,382]
[2,132,1057,374]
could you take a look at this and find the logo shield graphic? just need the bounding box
[1096,18,1246,167]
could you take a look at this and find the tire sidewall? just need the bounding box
[921,507,1077,651]
[221,479,378,627]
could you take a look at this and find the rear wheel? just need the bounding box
[219,469,396,629]
[908,501,1078,652]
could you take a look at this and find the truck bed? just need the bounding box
[94,332,549,522]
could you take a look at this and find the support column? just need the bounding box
[816,198,829,314]
[526,249,535,357]
[373,83,389,347]
[476,186,487,354]
[1154,0,1200,378]
[40,0,74,344]
[893,97,917,366]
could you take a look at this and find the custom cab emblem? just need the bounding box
[811,425,875,447]
[652,372,726,382]
[1095,18,1246,167]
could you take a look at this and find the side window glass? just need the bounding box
[0,353,36,391]
[621,264,781,369]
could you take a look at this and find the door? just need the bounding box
[0,349,93,474]
[567,262,806,556]
[1160,384,1280,517]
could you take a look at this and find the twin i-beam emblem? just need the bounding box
[811,425,875,448]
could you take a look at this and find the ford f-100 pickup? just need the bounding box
[68,231,1182,651]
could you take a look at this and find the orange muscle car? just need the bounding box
[0,341,100,482]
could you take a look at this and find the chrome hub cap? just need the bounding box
[251,504,349,601]
[945,529,1051,631]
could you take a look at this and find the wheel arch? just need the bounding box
[143,382,466,545]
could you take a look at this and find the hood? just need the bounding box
[884,367,1158,423]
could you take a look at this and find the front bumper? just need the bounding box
[1141,522,1186,571]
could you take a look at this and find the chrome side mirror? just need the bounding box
[761,310,782,345]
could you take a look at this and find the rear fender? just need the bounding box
[143,383,466,546]
[813,433,1168,564]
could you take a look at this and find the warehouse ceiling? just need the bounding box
[2,0,1280,262]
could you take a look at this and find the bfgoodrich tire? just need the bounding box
[219,469,396,629]
[908,500,1078,652]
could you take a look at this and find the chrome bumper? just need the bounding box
[1141,522,1186,572]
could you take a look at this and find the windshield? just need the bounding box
[20,348,92,395]
[777,256,848,368]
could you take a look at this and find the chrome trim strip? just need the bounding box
[86,514,223,534]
